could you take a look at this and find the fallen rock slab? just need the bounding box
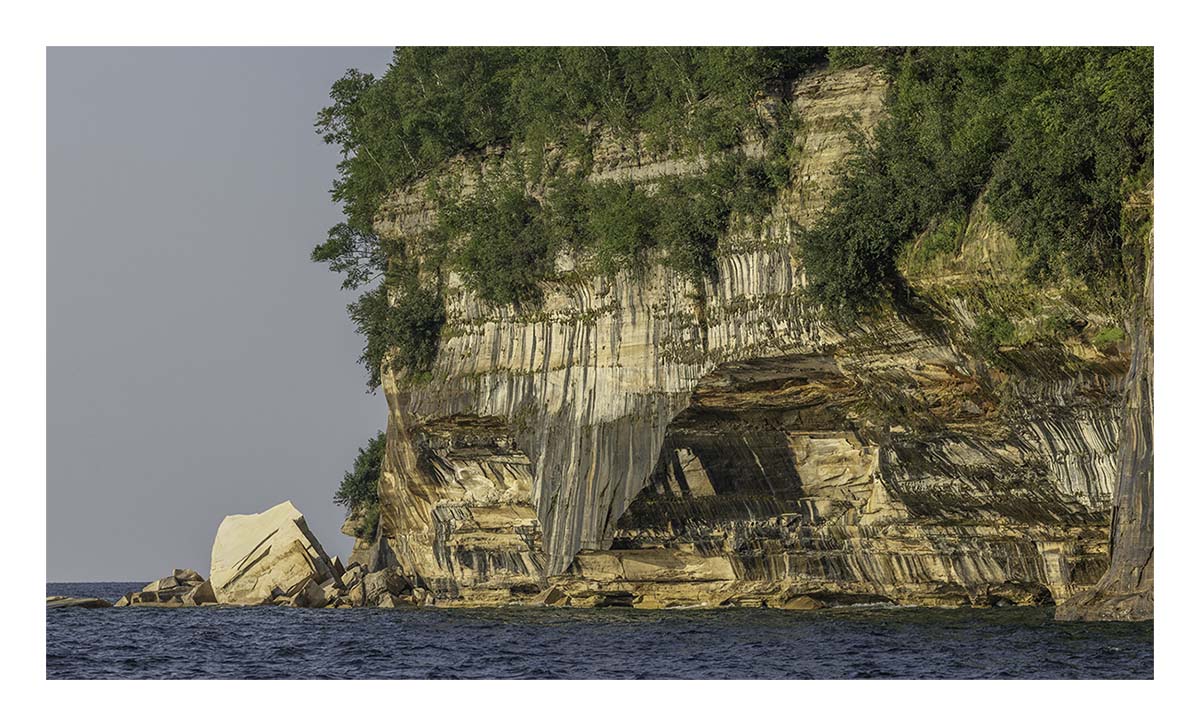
[363,567,411,606]
[182,580,217,606]
[535,586,569,607]
[47,596,112,609]
[143,576,181,593]
[781,595,825,611]
[376,593,416,609]
[209,501,337,605]
[285,577,328,608]
[340,563,364,590]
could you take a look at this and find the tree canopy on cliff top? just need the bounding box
[313,47,1153,387]
[315,47,824,234]
[806,46,1153,317]
[313,47,824,386]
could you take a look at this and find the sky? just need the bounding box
[48,47,395,582]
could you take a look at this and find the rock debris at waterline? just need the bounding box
[46,596,113,609]
[47,501,430,610]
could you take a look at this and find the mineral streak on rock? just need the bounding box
[353,67,1148,614]
[1056,193,1154,622]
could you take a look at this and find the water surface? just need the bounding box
[47,582,1152,679]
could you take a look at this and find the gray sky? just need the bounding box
[48,47,395,582]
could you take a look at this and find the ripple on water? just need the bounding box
[46,582,1152,680]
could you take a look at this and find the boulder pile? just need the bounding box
[208,500,429,608]
[114,568,216,607]
[50,501,431,610]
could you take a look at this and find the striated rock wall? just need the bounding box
[1056,191,1154,622]
[357,66,1133,609]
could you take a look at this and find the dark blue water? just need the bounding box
[47,582,1152,679]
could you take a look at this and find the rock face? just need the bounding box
[357,66,1147,613]
[209,501,339,605]
[1057,195,1154,622]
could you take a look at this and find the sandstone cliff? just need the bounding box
[1056,189,1154,622]
[351,66,1147,612]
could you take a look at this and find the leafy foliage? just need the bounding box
[906,209,967,272]
[800,47,1153,318]
[311,222,393,290]
[317,47,826,235]
[314,47,825,387]
[969,312,1016,361]
[429,147,791,299]
[1090,326,1125,348]
[582,180,660,274]
[987,48,1154,284]
[343,253,445,389]
[826,47,902,72]
[355,505,380,541]
[333,431,386,511]
[441,170,555,306]
[314,47,1152,387]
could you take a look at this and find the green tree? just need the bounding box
[333,431,386,510]
[444,171,556,306]
[347,267,446,389]
[800,46,1153,318]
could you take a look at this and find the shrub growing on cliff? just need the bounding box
[311,223,392,290]
[317,47,827,238]
[427,139,794,305]
[312,224,445,387]
[987,48,1154,286]
[334,431,386,511]
[969,313,1016,361]
[800,46,1153,318]
[583,180,659,274]
[347,271,445,389]
[441,171,556,306]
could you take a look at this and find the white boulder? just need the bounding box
[209,501,337,605]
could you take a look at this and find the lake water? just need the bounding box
[46,582,1153,679]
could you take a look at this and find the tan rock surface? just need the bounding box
[209,501,337,605]
[182,580,217,606]
[362,567,411,606]
[286,578,328,608]
[47,596,112,609]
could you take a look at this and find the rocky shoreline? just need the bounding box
[47,499,1103,612]
[47,501,436,611]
